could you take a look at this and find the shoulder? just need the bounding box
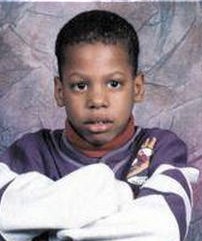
[0,128,64,161]
[0,129,64,174]
[140,127,187,149]
[13,129,63,148]
[139,127,188,168]
[141,127,182,139]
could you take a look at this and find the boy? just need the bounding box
[0,10,199,241]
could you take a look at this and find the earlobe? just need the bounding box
[133,73,145,103]
[54,76,65,107]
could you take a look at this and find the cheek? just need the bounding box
[112,92,134,111]
[64,96,85,119]
[65,107,83,125]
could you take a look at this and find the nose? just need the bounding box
[87,86,109,109]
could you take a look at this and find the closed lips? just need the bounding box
[84,119,113,124]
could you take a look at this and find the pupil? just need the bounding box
[78,83,85,89]
[111,81,118,87]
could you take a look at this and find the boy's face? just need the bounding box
[55,42,144,146]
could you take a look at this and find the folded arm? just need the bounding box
[0,163,132,241]
[57,164,199,241]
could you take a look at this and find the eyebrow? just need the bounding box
[66,71,126,79]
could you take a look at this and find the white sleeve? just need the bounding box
[0,163,133,241]
[57,164,199,241]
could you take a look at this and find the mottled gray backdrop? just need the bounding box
[0,1,202,240]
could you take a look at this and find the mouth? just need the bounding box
[84,119,113,133]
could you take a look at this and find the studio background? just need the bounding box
[0,1,201,240]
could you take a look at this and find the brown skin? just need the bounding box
[54,42,144,147]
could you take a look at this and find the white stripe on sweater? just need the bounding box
[0,163,18,188]
[142,172,191,226]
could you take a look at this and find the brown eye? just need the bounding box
[71,82,88,92]
[108,80,121,89]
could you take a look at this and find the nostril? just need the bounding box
[87,96,109,109]
[88,102,108,109]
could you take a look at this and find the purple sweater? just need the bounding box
[0,127,196,241]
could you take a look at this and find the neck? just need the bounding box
[65,117,135,158]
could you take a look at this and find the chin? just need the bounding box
[88,135,114,147]
[89,139,108,147]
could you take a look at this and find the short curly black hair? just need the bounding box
[55,10,139,79]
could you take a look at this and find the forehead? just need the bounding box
[62,42,132,74]
[65,42,129,63]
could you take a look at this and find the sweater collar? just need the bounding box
[65,117,135,158]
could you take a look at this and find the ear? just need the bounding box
[54,76,65,107]
[133,73,145,103]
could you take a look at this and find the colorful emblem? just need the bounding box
[127,137,157,186]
